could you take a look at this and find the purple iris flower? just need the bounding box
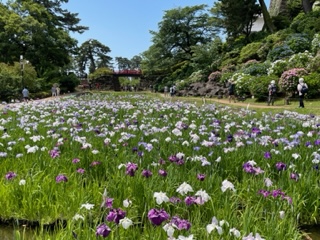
[181,123,189,130]
[103,198,114,209]
[276,162,287,171]
[169,197,181,204]
[258,189,271,198]
[272,189,285,198]
[290,173,299,181]
[106,208,126,224]
[193,146,200,151]
[197,174,206,181]
[96,223,111,238]
[147,208,170,226]
[243,162,255,174]
[125,162,138,176]
[315,139,320,145]
[91,161,101,166]
[72,158,80,164]
[252,127,261,134]
[158,158,166,165]
[49,148,60,158]
[176,159,185,165]
[142,169,152,178]
[227,134,233,142]
[168,155,178,163]
[264,151,271,159]
[184,196,196,206]
[132,147,138,153]
[5,171,17,180]
[305,141,312,147]
[158,169,167,177]
[55,174,68,183]
[171,216,191,231]
[77,168,85,174]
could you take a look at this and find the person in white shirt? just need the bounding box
[297,78,308,108]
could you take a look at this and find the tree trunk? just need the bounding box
[301,0,313,13]
[258,0,275,33]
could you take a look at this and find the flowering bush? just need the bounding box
[311,33,320,54]
[285,33,311,53]
[278,68,308,93]
[242,62,270,76]
[287,51,313,70]
[230,72,253,96]
[207,71,222,82]
[248,75,278,101]
[268,59,288,77]
[267,44,294,62]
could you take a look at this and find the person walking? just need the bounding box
[22,87,29,102]
[51,86,57,97]
[267,80,277,106]
[228,79,236,103]
[164,86,168,97]
[56,86,60,96]
[297,77,308,108]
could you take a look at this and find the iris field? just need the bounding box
[0,93,319,239]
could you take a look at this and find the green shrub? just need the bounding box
[238,42,263,63]
[230,72,253,96]
[268,59,289,77]
[311,33,320,55]
[285,33,311,53]
[290,11,320,38]
[59,73,80,93]
[221,72,233,83]
[272,15,291,30]
[308,53,320,73]
[241,62,270,76]
[303,72,320,99]
[248,75,279,101]
[267,44,295,62]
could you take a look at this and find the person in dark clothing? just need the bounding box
[297,77,308,108]
[268,80,277,106]
[228,80,236,103]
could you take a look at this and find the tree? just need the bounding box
[154,5,215,61]
[115,57,131,70]
[215,0,261,40]
[130,55,142,69]
[0,0,88,77]
[258,0,275,33]
[77,39,112,74]
[141,5,216,86]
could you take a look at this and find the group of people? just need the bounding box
[227,77,309,108]
[51,85,61,97]
[163,85,176,97]
[268,77,308,108]
[21,85,61,103]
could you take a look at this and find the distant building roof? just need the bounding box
[251,15,264,32]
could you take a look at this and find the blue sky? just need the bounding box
[64,0,270,62]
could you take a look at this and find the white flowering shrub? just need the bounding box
[311,33,320,54]
[267,59,288,76]
[268,51,313,77]
[230,73,253,96]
